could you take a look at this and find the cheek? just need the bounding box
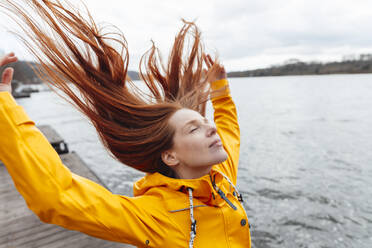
[182,136,205,151]
[175,134,207,155]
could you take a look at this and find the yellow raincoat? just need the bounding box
[0,79,251,247]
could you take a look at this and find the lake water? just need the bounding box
[16,74,372,248]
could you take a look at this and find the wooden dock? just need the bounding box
[0,125,133,248]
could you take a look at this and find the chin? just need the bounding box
[213,151,228,164]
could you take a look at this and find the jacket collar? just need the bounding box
[133,165,225,205]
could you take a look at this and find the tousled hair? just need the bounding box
[2,0,216,176]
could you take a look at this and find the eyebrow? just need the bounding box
[182,118,208,132]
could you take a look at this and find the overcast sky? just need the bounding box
[1,0,372,71]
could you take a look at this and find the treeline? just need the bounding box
[3,55,372,82]
[227,54,372,77]
[0,60,140,84]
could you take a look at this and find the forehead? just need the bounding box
[169,108,203,127]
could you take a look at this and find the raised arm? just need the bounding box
[204,55,240,185]
[0,91,173,246]
[0,91,174,246]
[0,54,169,246]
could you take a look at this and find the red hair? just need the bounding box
[3,0,213,176]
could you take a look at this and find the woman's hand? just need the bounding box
[203,54,227,83]
[0,52,18,93]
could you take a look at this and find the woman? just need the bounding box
[0,0,251,247]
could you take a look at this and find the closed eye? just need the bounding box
[190,127,198,133]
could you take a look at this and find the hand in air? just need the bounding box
[203,54,227,83]
[0,52,18,93]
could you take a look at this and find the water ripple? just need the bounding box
[280,219,324,231]
[251,230,281,248]
[256,188,299,200]
[307,195,333,206]
[309,213,343,224]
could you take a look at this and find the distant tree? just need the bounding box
[359,54,372,61]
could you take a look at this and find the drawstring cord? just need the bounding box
[188,187,196,248]
[187,172,244,247]
[209,172,244,210]
[218,172,244,202]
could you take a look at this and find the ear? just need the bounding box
[161,150,179,167]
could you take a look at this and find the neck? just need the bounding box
[173,164,212,179]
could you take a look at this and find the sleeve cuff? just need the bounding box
[210,79,228,91]
[210,79,230,100]
[0,91,34,126]
[0,91,18,107]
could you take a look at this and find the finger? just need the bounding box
[0,54,18,67]
[204,54,210,66]
[0,53,18,67]
[203,54,212,68]
[205,53,215,68]
[2,67,14,85]
[207,54,214,66]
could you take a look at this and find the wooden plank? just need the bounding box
[60,151,105,187]
[0,125,134,248]
[37,125,69,154]
[37,125,64,144]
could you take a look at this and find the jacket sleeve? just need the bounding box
[210,79,240,185]
[0,91,169,246]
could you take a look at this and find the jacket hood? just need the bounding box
[133,166,226,206]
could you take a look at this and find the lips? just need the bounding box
[209,139,222,148]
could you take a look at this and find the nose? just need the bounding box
[206,123,217,137]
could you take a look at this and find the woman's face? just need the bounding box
[163,108,228,178]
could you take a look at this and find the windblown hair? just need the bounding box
[2,0,216,176]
